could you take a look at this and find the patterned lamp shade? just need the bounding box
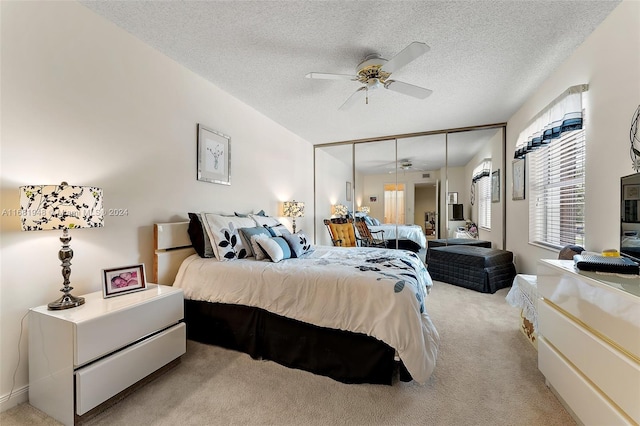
[333,204,348,217]
[358,206,370,214]
[283,200,305,218]
[19,183,104,231]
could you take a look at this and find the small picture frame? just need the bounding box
[197,123,231,185]
[102,264,147,298]
[369,196,377,203]
[491,170,501,203]
[512,158,526,200]
[447,192,458,205]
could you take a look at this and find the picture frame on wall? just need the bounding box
[623,184,640,200]
[197,124,231,185]
[447,192,458,204]
[512,158,525,200]
[102,264,147,298]
[491,169,501,203]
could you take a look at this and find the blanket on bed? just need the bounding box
[173,246,439,383]
[368,224,427,249]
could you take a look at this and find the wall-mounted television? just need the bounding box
[620,172,640,263]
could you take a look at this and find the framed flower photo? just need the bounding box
[102,264,147,298]
[197,123,231,185]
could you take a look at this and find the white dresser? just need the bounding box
[537,259,640,425]
[29,284,185,425]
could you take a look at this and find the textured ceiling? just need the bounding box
[81,1,620,145]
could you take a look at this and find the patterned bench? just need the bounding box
[427,245,516,293]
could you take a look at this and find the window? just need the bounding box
[477,176,491,229]
[529,128,585,248]
[472,159,492,230]
[383,183,405,223]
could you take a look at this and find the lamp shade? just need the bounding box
[283,200,305,218]
[333,204,348,217]
[358,206,370,214]
[19,183,104,231]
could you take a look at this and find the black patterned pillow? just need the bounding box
[282,231,313,258]
[201,213,255,260]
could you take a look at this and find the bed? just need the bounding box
[368,224,427,250]
[154,218,439,385]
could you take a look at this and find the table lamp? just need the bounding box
[358,206,370,214]
[283,200,305,233]
[333,204,348,218]
[20,182,104,310]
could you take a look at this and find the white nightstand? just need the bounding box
[29,284,185,425]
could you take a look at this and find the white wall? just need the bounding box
[506,0,640,273]
[314,147,352,245]
[0,1,313,409]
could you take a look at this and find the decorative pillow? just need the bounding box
[201,213,255,260]
[254,235,292,263]
[282,231,313,258]
[255,209,267,216]
[267,224,290,237]
[250,234,269,260]
[234,211,250,217]
[250,213,281,228]
[371,217,381,226]
[364,216,374,227]
[239,227,271,257]
[188,213,215,258]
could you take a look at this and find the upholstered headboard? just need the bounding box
[153,222,195,285]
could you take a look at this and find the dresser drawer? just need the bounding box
[539,301,640,423]
[539,338,631,426]
[75,322,186,415]
[74,289,183,366]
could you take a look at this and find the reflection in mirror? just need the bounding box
[446,128,504,247]
[314,144,353,246]
[314,124,506,250]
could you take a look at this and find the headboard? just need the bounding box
[153,222,196,285]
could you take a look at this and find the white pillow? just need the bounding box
[250,213,281,228]
[250,234,269,261]
[254,235,292,263]
[201,213,256,260]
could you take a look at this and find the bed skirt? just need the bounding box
[184,300,411,385]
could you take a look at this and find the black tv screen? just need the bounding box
[451,204,464,221]
[621,172,640,263]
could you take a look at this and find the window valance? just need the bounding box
[514,84,588,159]
[472,159,492,182]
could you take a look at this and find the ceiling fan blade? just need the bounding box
[380,42,430,74]
[306,72,356,80]
[384,80,433,99]
[339,87,367,110]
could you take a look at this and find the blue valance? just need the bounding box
[514,84,588,159]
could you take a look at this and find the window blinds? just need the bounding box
[473,159,492,229]
[528,128,586,249]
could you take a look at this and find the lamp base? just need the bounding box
[48,294,85,310]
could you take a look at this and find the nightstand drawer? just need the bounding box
[75,289,183,366]
[75,322,186,415]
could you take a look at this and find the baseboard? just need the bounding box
[0,385,29,413]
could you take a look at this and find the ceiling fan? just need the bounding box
[305,41,433,110]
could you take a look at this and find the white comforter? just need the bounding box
[173,246,439,383]
[369,224,427,248]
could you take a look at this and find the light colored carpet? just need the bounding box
[1,281,575,426]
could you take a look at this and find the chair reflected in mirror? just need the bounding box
[323,218,358,247]
[354,218,387,248]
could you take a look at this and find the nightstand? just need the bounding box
[29,284,185,425]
